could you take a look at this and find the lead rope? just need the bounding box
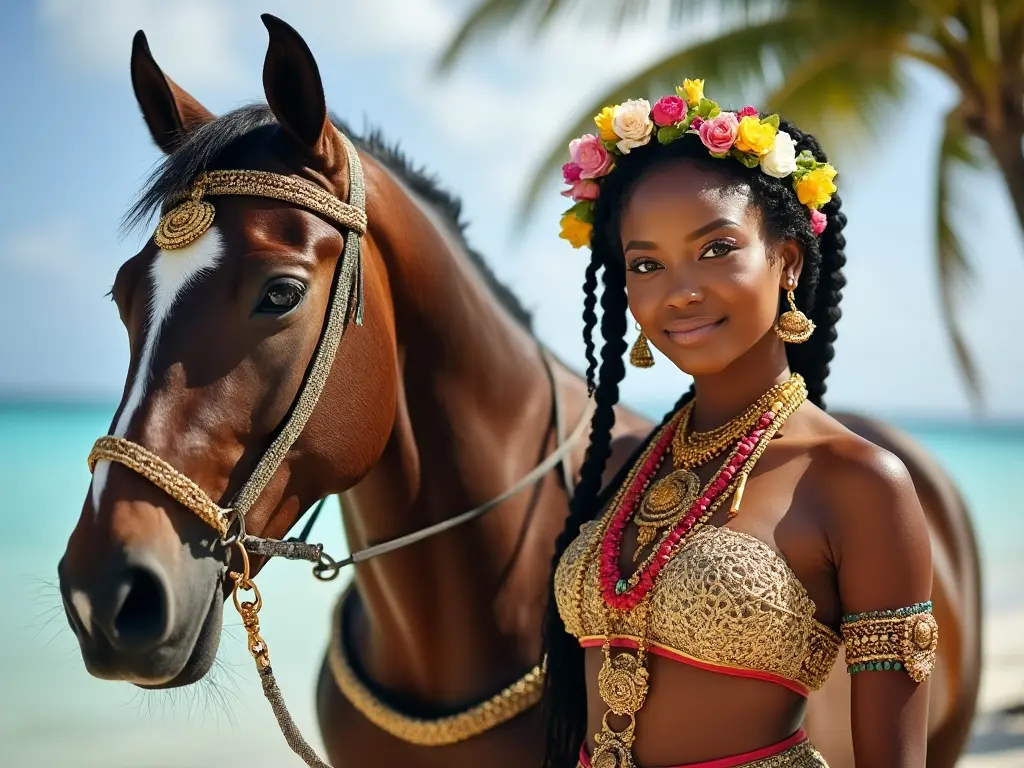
[226,542,331,768]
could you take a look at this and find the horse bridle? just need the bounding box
[86,133,591,766]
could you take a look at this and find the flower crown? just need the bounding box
[558,79,838,249]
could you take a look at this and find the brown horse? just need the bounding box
[56,14,980,768]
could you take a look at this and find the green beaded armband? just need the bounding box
[841,601,937,683]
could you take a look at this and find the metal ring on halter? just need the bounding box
[220,508,246,546]
[313,551,341,581]
[229,540,264,612]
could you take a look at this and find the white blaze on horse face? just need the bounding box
[91,228,225,512]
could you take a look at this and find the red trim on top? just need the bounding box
[579,635,810,697]
[578,729,807,768]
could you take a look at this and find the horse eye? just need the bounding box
[256,279,306,315]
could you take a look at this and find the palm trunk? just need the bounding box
[989,127,1024,234]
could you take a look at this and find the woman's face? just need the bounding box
[620,160,802,378]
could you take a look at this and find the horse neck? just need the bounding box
[337,162,557,683]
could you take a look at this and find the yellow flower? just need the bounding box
[594,106,618,142]
[681,78,704,106]
[795,167,838,209]
[734,116,777,155]
[559,213,593,249]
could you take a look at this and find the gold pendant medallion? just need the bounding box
[597,651,650,715]
[591,712,637,768]
[634,469,699,554]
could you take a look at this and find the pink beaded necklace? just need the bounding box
[598,409,775,612]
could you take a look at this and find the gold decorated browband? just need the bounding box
[154,168,368,251]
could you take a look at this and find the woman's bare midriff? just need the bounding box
[584,649,806,766]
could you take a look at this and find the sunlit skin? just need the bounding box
[583,160,933,767]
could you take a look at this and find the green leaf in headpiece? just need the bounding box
[696,98,718,119]
[760,113,780,130]
[731,148,760,168]
[657,125,684,145]
[567,201,595,223]
[795,150,817,170]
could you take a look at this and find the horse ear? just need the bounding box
[130,31,214,154]
[261,14,329,152]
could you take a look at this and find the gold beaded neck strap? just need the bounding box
[328,588,545,745]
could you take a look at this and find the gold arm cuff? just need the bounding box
[327,593,544,745]
[841,609,938,683]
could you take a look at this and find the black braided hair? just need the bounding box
[540,117,847,767]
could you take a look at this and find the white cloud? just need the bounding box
[39,0,244,89]
[273,0,459,55]
[37,0,459,90]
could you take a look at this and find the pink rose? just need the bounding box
[738,106,759,118]
[652,95,686,127]
[809,209,828,236]
[569,134,614,179]
[689,116,705,131]
[562,162,582,184]
[561,179,600,202]
[698,112,739,153]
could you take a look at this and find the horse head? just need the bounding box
[58,15,397,688]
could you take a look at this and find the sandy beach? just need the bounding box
[960,610,1024,766]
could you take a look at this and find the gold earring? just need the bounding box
[630,323,655,368]
[774,281,814,344]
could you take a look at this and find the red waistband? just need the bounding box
[578,729,807,768]
[578,636,810,697]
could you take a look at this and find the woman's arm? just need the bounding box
[823,441,934,767]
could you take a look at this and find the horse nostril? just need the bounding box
[107,564,173,653]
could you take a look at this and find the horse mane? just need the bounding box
[124,104,532,329]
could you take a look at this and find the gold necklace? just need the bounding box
[634,375,804,555]
[585,381,807,768]
[670,375,803,469]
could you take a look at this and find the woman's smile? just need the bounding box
[663,317,726,346]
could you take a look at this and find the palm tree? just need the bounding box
[438,0,1024,402]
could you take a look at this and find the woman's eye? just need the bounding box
[256,279,306,315]
[701,241,737,259]
[628,259,662,274]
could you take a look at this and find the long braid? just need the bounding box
[780,125,848,409]
[581,259,601,393]
[542,259,627,765]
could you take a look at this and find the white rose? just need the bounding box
[613,99,654,154]
[759,130,797,178]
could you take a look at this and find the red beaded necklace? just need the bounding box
[598,409,775,612]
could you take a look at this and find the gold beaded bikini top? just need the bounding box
[554,520,841,695]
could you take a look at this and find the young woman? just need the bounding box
[545,82,937,768]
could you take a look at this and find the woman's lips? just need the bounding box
[663,318,725,346]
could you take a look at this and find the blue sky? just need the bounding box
[1,0,1022,420]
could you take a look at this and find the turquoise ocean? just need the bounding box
[1,402,1021,767]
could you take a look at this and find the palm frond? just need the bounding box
[765,35,907,162]
[437,0,782,72]
[436,0,571,72]
[934,106,987,404]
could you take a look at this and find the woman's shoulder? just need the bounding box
[802,412,929,558]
